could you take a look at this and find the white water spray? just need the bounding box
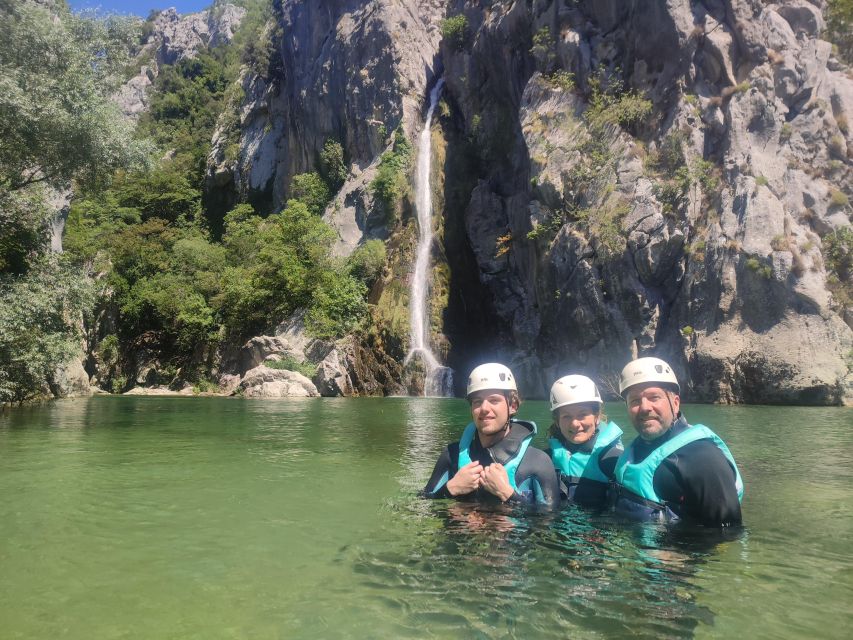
[406,78,453,397]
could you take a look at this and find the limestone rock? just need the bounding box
[51,359,91,398]
[314,348,352,396]
[207,0,445,250]
[239,336,303,373]
[153,5,247,65]
[115,5,246,119]
[197,0,852,405]
[238,365,319,398]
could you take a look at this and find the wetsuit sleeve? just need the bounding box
[597,440,624,479]
[421,444,458,499]
[516,447,561,508]
[657,440,742,526]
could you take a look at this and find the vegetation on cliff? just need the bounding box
[0,0,147,403]
[1,0,375,400]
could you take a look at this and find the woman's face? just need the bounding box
[557,403,600,445]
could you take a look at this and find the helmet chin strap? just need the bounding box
[665,390,679,425]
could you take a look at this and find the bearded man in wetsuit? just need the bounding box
[422,363,560,507]
[613,357,744,526]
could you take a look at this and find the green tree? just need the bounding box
[217,200,337,337]
[320,139,347,191]
[289,172,331,216]
[306,271,368,339]
[440,14,468,50]
[0,0,150,192]
[0,256,94,403]
[347,239,386,285]
[370,128,412,217]
[0,190,51,275]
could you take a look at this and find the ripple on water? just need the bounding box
[336,499,726,639]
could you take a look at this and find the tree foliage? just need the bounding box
[289,172,331,216]
[826,0,853,64]
[0,0,151,192]
[320,139,347,191]
[347,239,386,286]
[370,128,413,218]
[0,256,94,403]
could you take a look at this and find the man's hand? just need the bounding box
[480,463,515,502]
[447,461,483,496]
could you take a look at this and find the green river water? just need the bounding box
[1,396,851,639]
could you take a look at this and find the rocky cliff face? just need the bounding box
[207,0,446,249]
[114,4,246,118]
[210,0,852,404]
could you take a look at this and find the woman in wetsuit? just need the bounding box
[546,375,623,508]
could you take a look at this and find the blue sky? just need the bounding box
[68,1,212,17]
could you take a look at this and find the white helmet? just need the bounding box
[618,357,680,397]
[466,363,517,397]
[549,375,602,412]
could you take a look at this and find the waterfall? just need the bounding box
[405,78,454,397]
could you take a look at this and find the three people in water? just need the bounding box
[423,357,744,527]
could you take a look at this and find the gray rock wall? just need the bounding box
[211,0,851,404]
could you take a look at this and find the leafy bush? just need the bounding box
[0,256,94,403]
[823,227,852,311]
[746,257,772,279]
[218,200,339,338]
[266,356,316,378]
[546,70,575,91]
[824,227,852,283]
[829,135,847,159]
[440,14,468,49]
[98,334,120,368]
[347,239,386,285]
[826,0,853,64]
[370,128,412,218]
[290,172,331,216]
[531,27,555,68]
[586,72,652,132]
[829,189,850,208]
[0,189,50,276]
[653,166,691,216]
[320,139,347,191]
[770,235,789,251]
[305,271,368,339]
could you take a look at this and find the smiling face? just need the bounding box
[625,383,680,440]
[556,403,600,445]
[469,390,516,443]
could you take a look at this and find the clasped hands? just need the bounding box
[446,461,515,502]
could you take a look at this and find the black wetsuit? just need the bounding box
[546,430,623,508]
[615,417,742,527]
[422,422,560,507]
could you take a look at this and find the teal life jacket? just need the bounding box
[548,420,623,484]
[614,424,744,512]
[457,419,536,494]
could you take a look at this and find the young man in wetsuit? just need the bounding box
[422,363,560,507]
[613,357,743,526]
